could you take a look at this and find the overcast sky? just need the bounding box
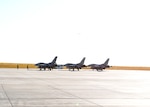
[0,0,150,66]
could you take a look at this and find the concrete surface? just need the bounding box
[0,69,150,107]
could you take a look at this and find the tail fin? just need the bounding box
[104,58,109,65]
[79,57,86,65]
[51,56,57,64]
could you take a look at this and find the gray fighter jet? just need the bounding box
[88,58,110,71]
[35,56,57,71]
[64,57,86,71]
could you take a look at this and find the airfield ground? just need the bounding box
[0,68,150,107]
[1,62,150,71]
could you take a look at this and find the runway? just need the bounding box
[0,69,150,107]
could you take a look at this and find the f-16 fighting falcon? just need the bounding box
[35,56,57,71]
[88,58,110,71]
[64,57,86,71]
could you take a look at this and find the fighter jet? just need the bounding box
[88,58,110,71]
[35,56,57,71]
[64,57,86,71]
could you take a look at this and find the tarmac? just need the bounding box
[0,69,150,107]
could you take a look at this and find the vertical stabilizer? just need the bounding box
[79,57,86,65]
[104,58,109,65]
[51,56,57,64]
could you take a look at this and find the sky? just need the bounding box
[0,0,150,66]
